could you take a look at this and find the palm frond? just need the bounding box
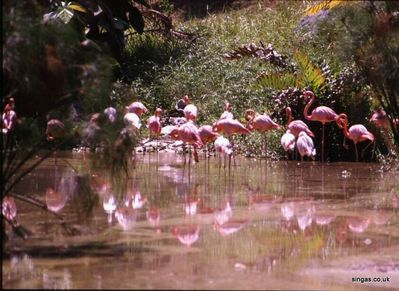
[255,72,299,91]
[293,49,326,90]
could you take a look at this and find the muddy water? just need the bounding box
[3,152,399,290]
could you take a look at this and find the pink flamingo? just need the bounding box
[126,101,148,116]
[296,131,316,162]
[183,95,198,122]
[170,121,204,163]
[147,108,162,152]
[123,112,141,130]
[198,125,219,158]
[147,108,162,138]
[220,102,234,120]
[285,107,314,138]
[46,119,65,141]
[335,113,375,162]
[369,108,396,157]
[213,118,251,165]
[280,130,296,159]
[214,136,233,169]
[303,91,338,162]
[245,109,280,157]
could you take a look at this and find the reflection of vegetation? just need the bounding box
[204,225,324,271]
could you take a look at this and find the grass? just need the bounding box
[119,1,356,159]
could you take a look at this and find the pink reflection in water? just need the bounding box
[249,194,282,211]
[171,225,200,246]
[315,214,336,226]
[185,197,200,216]
[347,216,370,233]
[214,201,232,225]
[214,219,247,236]
[2,196,17,221]
[281,202,295,221]
[115,207,137,231]
[125,191,148,209]
[146,207,161,233]
[103,195,117,223]
[45,187,68,213]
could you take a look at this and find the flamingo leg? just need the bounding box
[229,136,236,166]
[354,142,359,162]
[361,140,374,160]
[263,134,268,159]
[371,140,376,161]
[321,123,325,163]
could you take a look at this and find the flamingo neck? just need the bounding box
[286,108,292,126]
[303,94,315,121]
[341,118,351,139]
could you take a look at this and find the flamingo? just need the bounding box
[46,119,65,141]
[126,101,148,116]
[123,112,141,130]
[212,118,250,165]
[369,108,396,157]
[198,125,219,158]
[220,102,234,120]
[170,121,204,163]
[182,95,198,122]
[104,107,117,123]
[335,113,375,162]
[280,129,296,159]
[303,90,338,162]
[296,131,316,162]
[285,107,314,138]
[245,109,280,158]
[214,136,233,169]
[147,108,162,139]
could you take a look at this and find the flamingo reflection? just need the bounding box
[103,195,117,223]
[2,196,17,221]
[185,196,200,216]
[146,207,161,233]
[214,219,247,236]
[214,201,232,225]
[347,216,370,233]
[115,207,137,231]
[125,191,148,209]
[171,225,200,246]
[315,214,336,226]
[45,187,68,213]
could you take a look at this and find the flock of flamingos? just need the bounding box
[119,90,378,165]
[43,89,391,166]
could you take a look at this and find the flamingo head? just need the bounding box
[225,102,232,112]
[170,128,179,140]
[303,90,315,101]
[335,113,348,129]
[183,95,190,105]
[244,109,256,121]
[154,108,163,117]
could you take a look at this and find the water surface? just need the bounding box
[3,152,399,290]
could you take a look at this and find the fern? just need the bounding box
[255,72,299,91]
[293,49,326,90]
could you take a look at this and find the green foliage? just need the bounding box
[293,49,326,90]
[303,0,399,154]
